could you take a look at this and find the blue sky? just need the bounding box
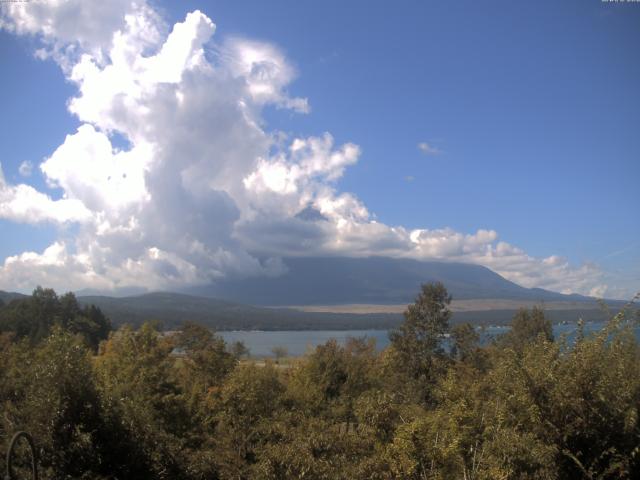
[0,0,638,297]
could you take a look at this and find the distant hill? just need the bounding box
[0,290,27,304]
[1,289,625,332]
[188,257,594,306]
[2,257,630,331]
[76,292,623,331]
[77,292,402,331]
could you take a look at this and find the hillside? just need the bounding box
[0,288,624,331]
[189,257,594,305]
[1,257,628,330]
[76,292,402,330]
[0,290,27,304]
[77,291,625,330]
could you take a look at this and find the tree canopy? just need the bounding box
[0,287,111,349]
[1,284,639,479]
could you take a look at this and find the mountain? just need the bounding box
[188,257,593,306]
[2,257,627,331]
[0,290,27,304]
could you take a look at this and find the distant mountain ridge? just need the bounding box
[0,290,27,304]
[0,288,623,331]
[74,292,624,331]
[2,257,626,331]
[76,292,401,330]
[188,257,593,306]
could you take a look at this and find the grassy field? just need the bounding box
[285,298,614,314]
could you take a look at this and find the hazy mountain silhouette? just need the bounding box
[188,257,591,305]
[2,257,621,331]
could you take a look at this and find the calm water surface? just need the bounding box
[220,322,640,358]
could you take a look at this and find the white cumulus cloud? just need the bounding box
[0,163,91,224]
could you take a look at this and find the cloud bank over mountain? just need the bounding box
[0,0,613,297]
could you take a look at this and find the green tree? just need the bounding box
[0,287,59,343]
[499,306,553,352]
[230,340,250,359]
[58,292,112,350]
[450,322,479,362]
[388,282,452,404]
[215,364,285,479]
[94,323,190,479]
[0,287,111,349]
[175,322,237,392]
[0,327,118,479]
[287,339,349,414]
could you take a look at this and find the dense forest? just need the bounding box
[1,284,639,479]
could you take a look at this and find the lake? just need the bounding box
[220,321,640,358]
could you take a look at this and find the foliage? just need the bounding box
[1,283,639,479]
[497,306,554,352]
[271,345,288,363]
[388,282,452,404]
[0,328,115,479]
[0,287,111,349]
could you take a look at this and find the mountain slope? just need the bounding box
[0,290,27,304]
[189,257,592,306]
[2,257,623,331]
